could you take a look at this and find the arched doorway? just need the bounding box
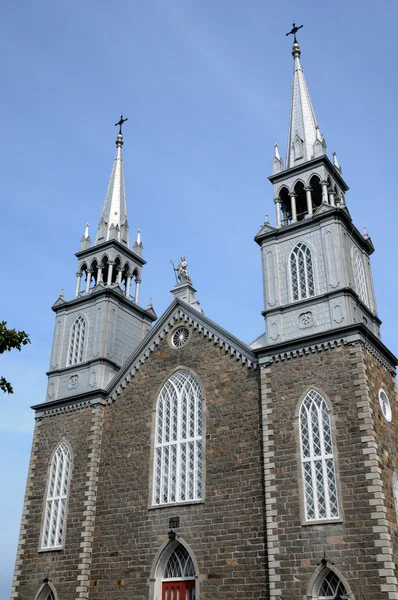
[162,544,196,600]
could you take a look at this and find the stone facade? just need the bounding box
[259,343,398,600]
[13,325,267,600]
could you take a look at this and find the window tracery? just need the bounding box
[290,242,315,301]
[153,370,203,505]
[318,570,347,599]
[67,315,86,366]
[299,390,339,521]
[41,442,71,549]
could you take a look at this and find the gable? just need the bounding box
[109,299,257,402]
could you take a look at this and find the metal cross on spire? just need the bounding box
[115,114,128,134]
[286,22,303,43]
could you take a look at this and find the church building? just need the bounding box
[11,31,398,600]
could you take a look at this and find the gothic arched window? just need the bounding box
[37,584,55,600]
[393,473,398,523]
[164,544,195,579]
[290,242,315,301]
[41,442,71,549]
[299,390,339,521]
[353,247,369,307]
[318,570,347,599]
[67,315,86,366]
[153,370,203,505]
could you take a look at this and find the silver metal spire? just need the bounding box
[95,125,129,247]
[286,40,326,169]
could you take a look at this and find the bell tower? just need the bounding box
[254,34,380,352]
[46,119,156,404]
[254,27,398,600]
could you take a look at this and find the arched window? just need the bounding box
[299,390,339,521]
[393,473,398,523]
[290,242,315,301]
[67,315,86,366]
[164,545,195,578]
[162,544,196,600]
[353,247,369,306]
[153,370,203,505]
[41,442,71,549]
[37,584,55,600]
[318,570,347,599]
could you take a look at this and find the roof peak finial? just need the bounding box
[286,22,303,44]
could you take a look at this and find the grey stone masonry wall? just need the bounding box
[263,343,398,600]
[13,406,92,600]
[89,324,267,600]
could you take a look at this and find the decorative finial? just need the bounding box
[274,143,281,160]
[265,214,269,224]
[60,288,64,299]
[363,226,369,239]
[136,228,141,245]
[84,223,90,239]
[147,297,153,309]
[332,151,342,173]
[286,22,303,44]
[115,114,128,135]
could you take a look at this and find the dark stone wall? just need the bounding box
[265,343,396,599]
[89,325,267,600]
[15,407,92,600]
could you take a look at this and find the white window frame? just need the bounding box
[299,389,339,521]
[393,473,398,523]
[153,370,203,506]
[378,388,392,422]
[66,315,87,366]
[41,442,71,549]
[289,242,315,301]
[353,246,369,307]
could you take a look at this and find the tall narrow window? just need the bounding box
[353,247,369,306]
[42,442,71,549]
[393,473,398,523]
[299,390,339,521]
[153,370,203,505]
[290,242,315,301]
[67,315,86,366]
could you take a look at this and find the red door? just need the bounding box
[162,580,195,600]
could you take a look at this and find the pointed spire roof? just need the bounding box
[286,40,326,169]
[95,126,129,247]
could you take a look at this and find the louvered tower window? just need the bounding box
[290,242,315,301]
[318,570,347,599]
[394,473,398,523]
[41,442,71,549]
[299,390,339,521]
[353,247,369,306]
[67,315,86,366]
[153,370,203,505]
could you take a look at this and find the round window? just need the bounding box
[379,389,392,422]
[171,326,190,348]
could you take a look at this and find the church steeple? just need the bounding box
[286,38,326,169]
[95,118,129,247]
[254,28,381,351]
[45,118,156,405]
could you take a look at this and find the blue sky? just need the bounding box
[1,0,397,595]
